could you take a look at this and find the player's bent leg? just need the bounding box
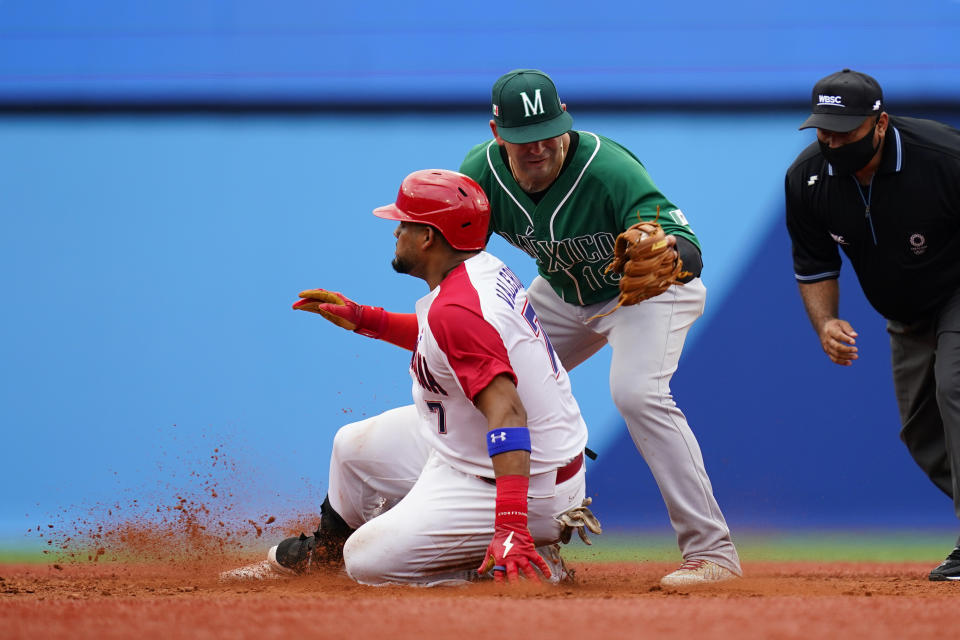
[343,451,587,586]
[328,404,432,529]
[281,404,431,571]
[602,280,741,580]
[343,453,493,586]
[221,405,430,582]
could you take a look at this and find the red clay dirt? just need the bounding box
[8,443,953,639]
[1,558,955,640]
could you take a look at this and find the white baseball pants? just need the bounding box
[327,405,586,586]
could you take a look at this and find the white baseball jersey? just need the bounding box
[410,251,587,479]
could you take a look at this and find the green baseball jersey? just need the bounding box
[459,131,700,306]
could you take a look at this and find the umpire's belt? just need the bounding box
[480,452,584,498]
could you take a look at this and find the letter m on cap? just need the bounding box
[520,90,544,117]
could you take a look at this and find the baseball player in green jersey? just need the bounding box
[459,69,742,586]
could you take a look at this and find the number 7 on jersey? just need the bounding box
[521,300,559,376]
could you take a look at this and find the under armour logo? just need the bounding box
[490,431,507,444]
[807,175,819,186]
[872,100,881,111]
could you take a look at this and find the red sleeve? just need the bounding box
[429,302,516,402]
[379,311,418,351]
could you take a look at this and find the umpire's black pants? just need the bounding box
[888,286,960,528]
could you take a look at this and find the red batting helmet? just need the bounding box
[372,169,490,251]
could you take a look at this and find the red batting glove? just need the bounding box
[293,289,386,338]
[478,475,550,584]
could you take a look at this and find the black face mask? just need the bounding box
[819,122,879,175]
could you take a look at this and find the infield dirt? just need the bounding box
[1,558,955,640]
[6,441,953,639]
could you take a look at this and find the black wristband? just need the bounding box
[674,236,702,283]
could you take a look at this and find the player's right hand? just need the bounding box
[818,318,859,366]
[478,521,550,585]
[293,289,363,331]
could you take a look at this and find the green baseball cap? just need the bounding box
[491,69,573,144]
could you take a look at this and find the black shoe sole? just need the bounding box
[929,574,960,581]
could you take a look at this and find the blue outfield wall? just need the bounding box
[3,110,959,543]
[0,1,958,106]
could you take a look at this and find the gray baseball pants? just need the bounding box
[526,276,741,574]
[888,286,960,524]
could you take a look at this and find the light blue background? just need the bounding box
[3,0,960,546]
[6,110,959,543]
[0,112,799,536]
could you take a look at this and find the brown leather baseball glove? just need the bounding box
[605,220,686,305]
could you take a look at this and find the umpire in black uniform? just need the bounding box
[785,68,960,581]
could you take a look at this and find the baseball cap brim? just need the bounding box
[798,112,871,132]
[497,110,573,144]
[372,203,408,221]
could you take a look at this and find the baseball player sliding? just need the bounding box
[222,169,599,586]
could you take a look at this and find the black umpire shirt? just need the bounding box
[785,116,960,323]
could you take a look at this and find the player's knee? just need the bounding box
[341,535,373,583]
[610,377,664,413]
[330,418,372,465]
[342,528,396,586]
[329,426,351,463]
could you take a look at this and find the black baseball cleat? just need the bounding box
[274,531,322,573]
[219,495,355,582]
[271,495,356,573]
[928,546,960,581]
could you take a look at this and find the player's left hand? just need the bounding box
[478,521,550,584]
[604,220,688,307]
[293,288,364,330]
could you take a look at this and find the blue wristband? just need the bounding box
[486,427,531,457]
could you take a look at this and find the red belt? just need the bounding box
[555,452,584,484]
[480,451,583,486]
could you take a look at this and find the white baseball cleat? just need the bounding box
[660,559,737,587]
[218,545,298,582]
